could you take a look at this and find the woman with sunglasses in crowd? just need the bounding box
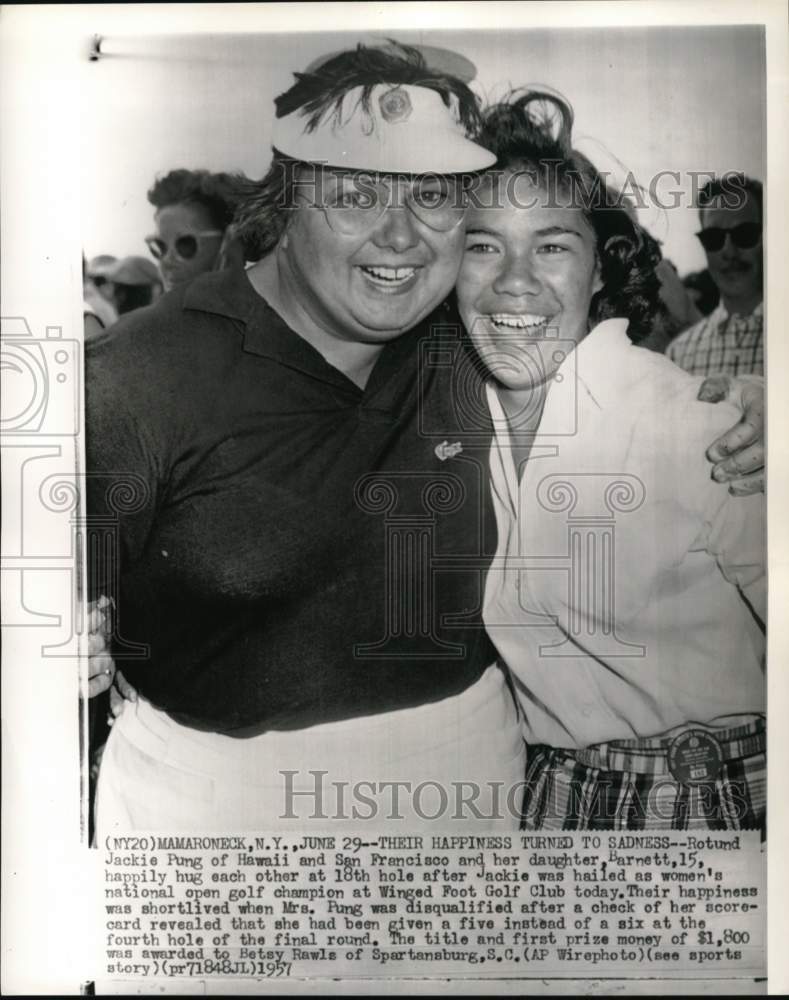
[146,168,246,290]
[457,91,765,831]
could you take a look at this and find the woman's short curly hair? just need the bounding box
[232,154,300,262]
[147,169,246,232]
[474,90,665,343]
[233,40,486,262]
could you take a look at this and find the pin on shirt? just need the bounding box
[435,440,463,461]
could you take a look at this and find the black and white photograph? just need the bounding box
[1,2,787,994]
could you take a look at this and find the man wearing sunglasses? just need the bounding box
[667,174,763,376]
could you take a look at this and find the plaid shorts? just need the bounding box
[521,718,765,833]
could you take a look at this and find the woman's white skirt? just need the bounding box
[96,664,525,833]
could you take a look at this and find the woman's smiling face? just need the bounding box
[278,169,466,346]
[457,171,602,390]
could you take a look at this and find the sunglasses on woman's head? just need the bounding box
[145,230,224,262]
[696,222,762,253]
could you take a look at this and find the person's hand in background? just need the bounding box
[87,595,114,697]
[699,374,764,495]
[657,258,703,331]
[108,670,137,722]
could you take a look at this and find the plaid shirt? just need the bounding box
[666,301,764,376]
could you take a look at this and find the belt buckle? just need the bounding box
[667,729,724,785]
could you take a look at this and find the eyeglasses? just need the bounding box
[145,230,224,262]
[297,174,468,236]
[696,222,762,253]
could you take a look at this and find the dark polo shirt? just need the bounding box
[86,267,498,734]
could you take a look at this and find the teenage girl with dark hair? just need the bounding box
[457,91,765,832]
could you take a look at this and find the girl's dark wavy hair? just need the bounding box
[476,90,665,342]
[147,169,246,231]
[234,41,484,261]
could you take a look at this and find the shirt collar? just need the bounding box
[712,299,763,323]
[181,263,429,401]
[182,266,259,325]
[183,266,339,380]
[485,318,631,443]
[550,317,633,414]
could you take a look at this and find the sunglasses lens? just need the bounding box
[174,235,199,260]
[731,222,762,249]
[698,229,726,252]
[146,238,167,260]
[698,223,762,253]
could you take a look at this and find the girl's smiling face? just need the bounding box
[458,171,602,391]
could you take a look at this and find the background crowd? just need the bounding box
[83,168,246,336]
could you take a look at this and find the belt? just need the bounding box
[571,717,765,782]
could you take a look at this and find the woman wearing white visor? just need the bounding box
[88,43,524,833]
[87,43,763,833]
